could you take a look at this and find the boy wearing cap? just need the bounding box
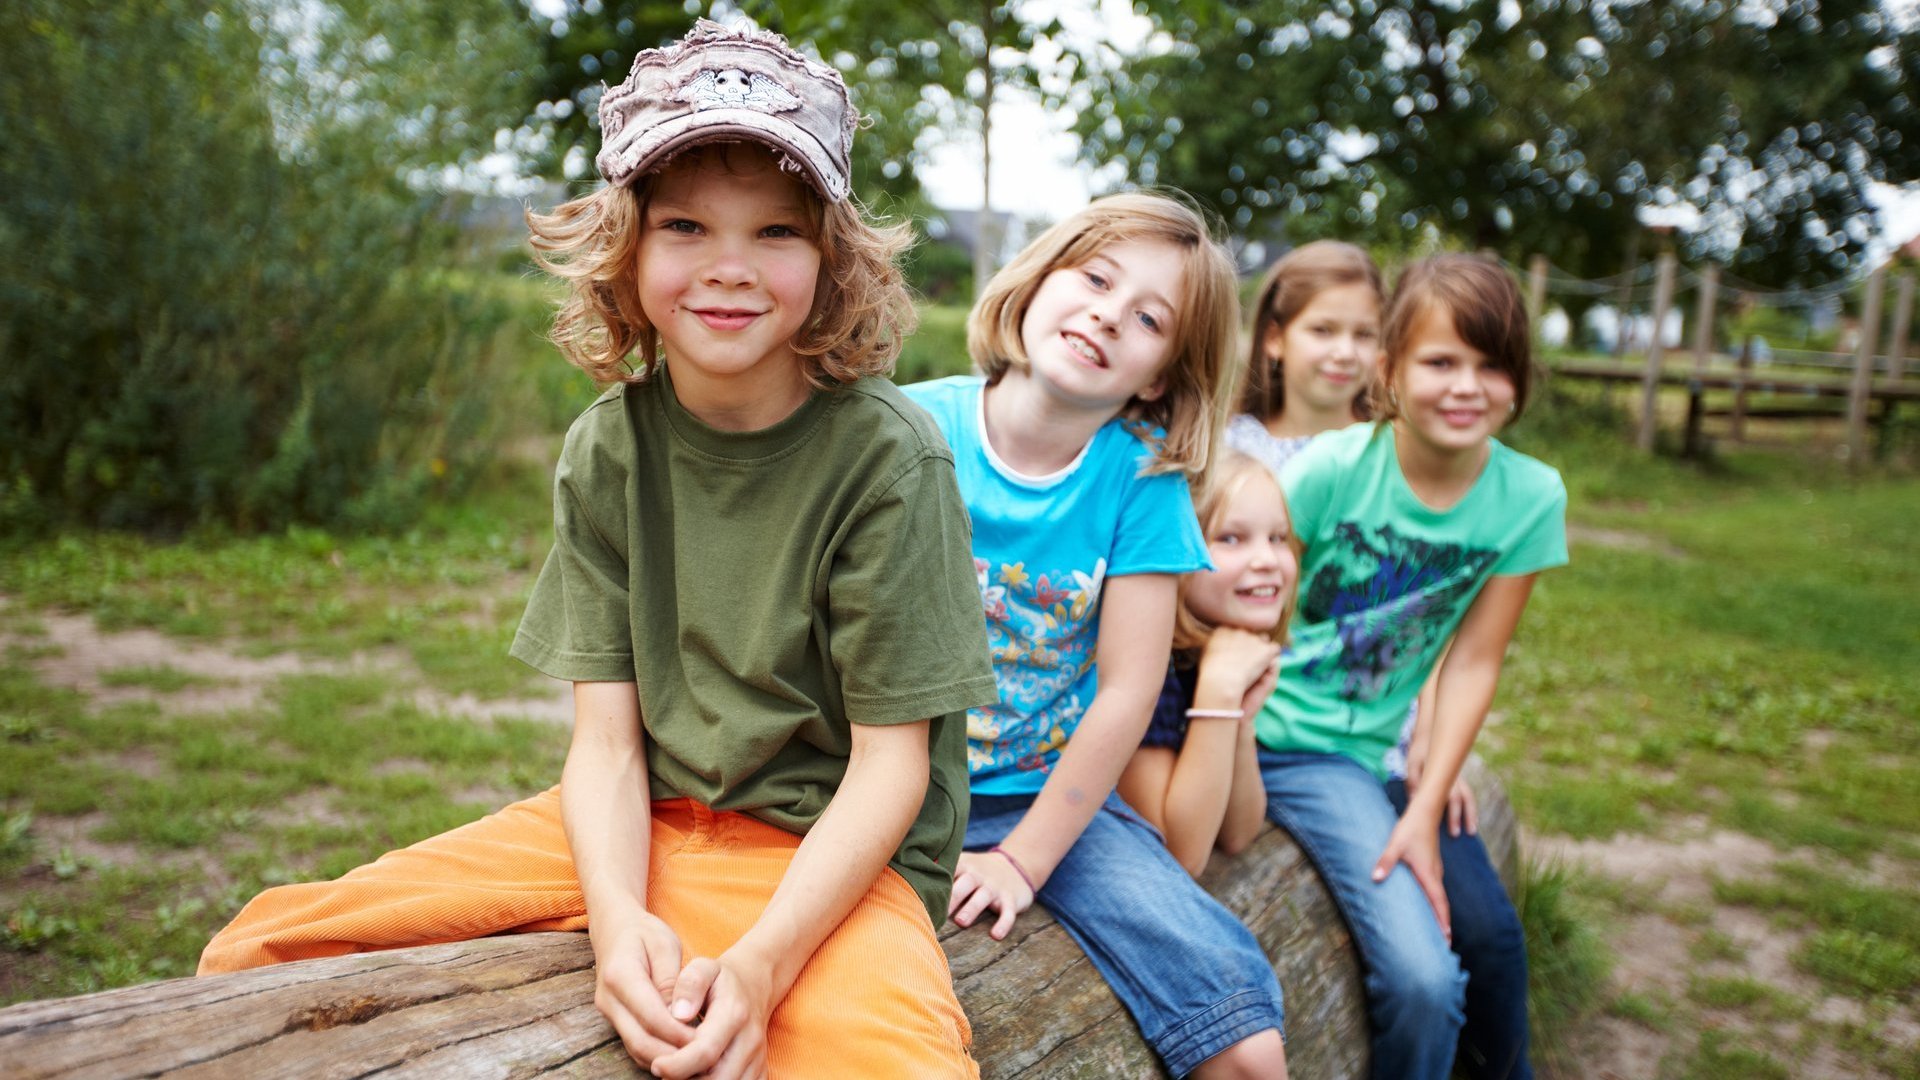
[199,21,996,1080]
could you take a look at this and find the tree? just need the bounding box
[1070,0,1920,284]
[0,0,539,530]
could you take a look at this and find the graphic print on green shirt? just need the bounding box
[1259,422,1568,779]
[1299,523,1499,702]
[509,368,998,921]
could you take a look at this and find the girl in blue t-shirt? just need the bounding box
[1257,254,1568,1080]
[1232,245,1535,1079]
[904,193,1290,1078]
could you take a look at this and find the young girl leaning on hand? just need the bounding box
[199,22,997,1080]
[1256,254,1567,1080]
[1234,243,1535,1079]
[1117,451,1294,878]
[903,195,1290,1079]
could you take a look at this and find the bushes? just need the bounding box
[0,0,537,533]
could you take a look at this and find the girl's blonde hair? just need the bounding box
[967,191,1240,478]
[1172,452,1299,652]
[1372,253,1536,423]
[1240,240,1385,422]
[526,144,917,388]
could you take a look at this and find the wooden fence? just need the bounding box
[1521,254,1918,466]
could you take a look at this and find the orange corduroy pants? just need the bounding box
[200,788,975,1079]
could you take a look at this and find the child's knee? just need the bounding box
[1375,943,1467,1019]
[1192,1028,1288,1080]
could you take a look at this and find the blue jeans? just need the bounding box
[1386,779,1533,1080]
[966,792,1286,1077]
[1260,751,1467,1080]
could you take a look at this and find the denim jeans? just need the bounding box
[965,792,1286,1077]
[1259,750,1467,1080]
[1386,779,1533,1080]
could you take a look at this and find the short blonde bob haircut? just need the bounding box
[967,191,1241,478]
[1172,451,1299,653]
[527,144,916,388]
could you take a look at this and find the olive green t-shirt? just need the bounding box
[509,370,997,921]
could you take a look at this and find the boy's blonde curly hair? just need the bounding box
[527,145,917,388]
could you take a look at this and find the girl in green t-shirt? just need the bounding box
[1258,254,1568,1080]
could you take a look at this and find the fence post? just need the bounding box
[1637,252,1678,452]
[1690,264,1719,374]
[1730,335,1754,442]
[1889,272,1914,382]
[1847,267,1887,469]
[1612,228,1641,356]
[1527,254,1549,332]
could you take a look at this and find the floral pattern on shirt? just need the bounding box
[966,556,1107,774]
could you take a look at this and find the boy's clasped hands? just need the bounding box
[592,910,777,1080]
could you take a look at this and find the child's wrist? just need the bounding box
[1190,678,1245,713]
[990,844,1039,893]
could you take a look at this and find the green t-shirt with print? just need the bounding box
[509,369,998,921]
[1258,422,1568,779]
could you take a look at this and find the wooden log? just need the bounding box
[1,764,1519,1080]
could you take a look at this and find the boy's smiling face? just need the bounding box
[637,146,822,429]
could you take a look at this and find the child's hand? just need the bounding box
[589,910,697,1069]
[1371,813,1451,943]
[1197,628,1283,715]
[948,849,1036,940]
[1444,777,1478,837]
[649,950,777,1080]
[1406,746,1478,838]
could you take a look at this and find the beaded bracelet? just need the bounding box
[989,845,1037,892]
[1184,707,1243,720]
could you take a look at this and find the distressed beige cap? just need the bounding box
[595,20,857,202]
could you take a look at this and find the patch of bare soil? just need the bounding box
[3,608,570,726]
[1532,826,1907,1079]
[1536,824,1779,907]
[1566,523,1690,560]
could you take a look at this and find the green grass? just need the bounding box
[1795,929,1920,1001]
[1489,385,1919,861]
[894,303,972,385]
[0,456,555,700]
[1686,975,1809,1021]
[1607,987,1679,1031]
[98,667,221,693]
[0,658,566,1006]
[1517,857,1612,1061]
[1682,1029,1793,1080]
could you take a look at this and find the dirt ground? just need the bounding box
[1530,824,1918,1078]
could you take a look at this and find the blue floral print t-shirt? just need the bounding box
[902,376,1210,796]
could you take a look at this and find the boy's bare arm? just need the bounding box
[562,681,695,1068]
[650,717,932,1080]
